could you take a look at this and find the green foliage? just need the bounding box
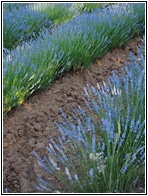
[29,3,75,25]
[3,3,29,11]
[72,3,112,13]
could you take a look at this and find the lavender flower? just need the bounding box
[34,177,51,192]
[65,167,72,181]
[49,157,60,171]
[89,168,94,183]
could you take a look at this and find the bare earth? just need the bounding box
[3,35,145,193]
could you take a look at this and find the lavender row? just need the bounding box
[3,3,112,50]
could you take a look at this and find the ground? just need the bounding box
[3,35,145,193]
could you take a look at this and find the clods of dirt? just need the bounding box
[3,35,145,193]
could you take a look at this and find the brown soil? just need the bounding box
[3,35,145,193]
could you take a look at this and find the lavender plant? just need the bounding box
[3,3,145,115]
[3,38,66,114]
[33,40,145,193]
[3,5,52,49]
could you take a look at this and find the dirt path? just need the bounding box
[3,35,144,193]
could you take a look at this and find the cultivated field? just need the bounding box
[3,3,145,193]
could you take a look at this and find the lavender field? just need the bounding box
[3,3,145,193]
